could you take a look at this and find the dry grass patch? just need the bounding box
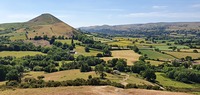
[24,40,51,47]
[1,86,191,95]
[102,50,141,65]
[23,70,98,81]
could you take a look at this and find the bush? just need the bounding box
[45,80,61,87]
[110,82,124,88]
[33,66,44,71]
[6,81,19,87]
[125,83,138,89]
[19,82,30,88]
[37,75,45,80]
[87,77,101,85]
[96,53,103,57]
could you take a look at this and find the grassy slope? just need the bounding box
[0,51,46,58]
[146,60,164,66]
[156,72,196,88]
[0,32,27,41]
[23,69,152,85]
[56,39,80,44]
[102,50,141,65]
[140,49,175,61]
[155,45,189,51]
[165,51,200,59]
[74,45,101,57]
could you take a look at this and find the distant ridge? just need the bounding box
[80,22,200,36]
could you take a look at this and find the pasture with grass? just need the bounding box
[0,51,46,58]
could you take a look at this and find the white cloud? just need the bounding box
[192,4,200,8]
[152,6,168,9]
[121,12,200,18]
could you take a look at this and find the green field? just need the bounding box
[0,51,46,58]
[75,45,102,57]
[106,40,133,46]
[1,32,27,41]
[126,73,153,85]
[140,49,175,61]
[105,37,146,46]
[55,39,80,44]
[156,72,195,88]
[165,51,200,59]
[155,45,189,51]
[146,60,164,66]
[93,36,112,43]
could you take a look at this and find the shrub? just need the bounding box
[96,53,103,57]
[110,82,124,88]
[19,82,30,88]
[125,83,138,89]
[37,75,45,80]
[6,81,19,87]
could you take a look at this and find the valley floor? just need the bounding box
[1,86,191,95]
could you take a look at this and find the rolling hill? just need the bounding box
[80,22,200,36]
[0,13,78,39]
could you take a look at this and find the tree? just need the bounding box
[80,63,91,72]
[0,65,7,81]
[141,69,156,82]
[103,48,112,57]
[6,69,21,82]
[96,53,103,57]
[43,35,49,40]
[185,56,192,61]
[115,59,127,72]
[71,35,74,45]
[49,37,55,44]
[132,45,139,53]
[95,64,106,79]
[193,50,198,53]
[85,46,90,52]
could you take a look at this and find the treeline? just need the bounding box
[0,41,44,52]
[6,75,160,90]
[60,55,105,71]
[164,67,200,83]
[155,58,200,83]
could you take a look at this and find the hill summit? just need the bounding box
[12,13,78,39]
[27,13,63,25]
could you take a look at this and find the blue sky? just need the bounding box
[0,0,200,27]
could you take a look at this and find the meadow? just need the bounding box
[155,45,189,51]
[74,45,102,57]
[145,60,164,66]
[0,51,46,58]
[55,39,80,44]
[156,72,196,88]
[23,69,152,86]
[140,49,175,61]
[102,50,141,65]
[165,51,200,59]
[1,32,27,41]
